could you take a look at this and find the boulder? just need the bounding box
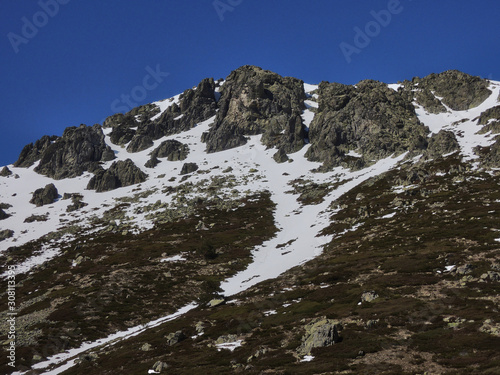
[202,65,307,154]
[87,159,147,192]
[165,331,186,346]
[298,318,342,356]
[0,208,9,220]
[0,166,12,177]
[150,140,190,161]
[273,148,289,163]
[180,162,199,175]
[144,155,161,169]
[33,125,115,179]
[361,291,379,303]
[126,134,154,153]
[0,229,14,241]
[30,183,59,207]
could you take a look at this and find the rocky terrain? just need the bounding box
[0,66,499,374]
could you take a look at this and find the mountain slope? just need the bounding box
[1,67,499,374]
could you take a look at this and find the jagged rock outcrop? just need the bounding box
[477,105,500,134]
[14,135,58,168]
[414,88,447,114]
[87,159,147,192]
[0,166,12,177]
[202,65,307,154]
[180,162,198,175]
[126,134,154,153]
[425,130,460,158]
[152,140,190,161]
[476,136,500,168]
[30,183,59,207]
[126,78,218,152]
[32,125,115,179]
[306,80,428,169]
[411,70,491,111]
[298,318,342,356]
[145,140,189,168]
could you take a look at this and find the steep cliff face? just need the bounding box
[202,65,307,154]
[306,79,428,169]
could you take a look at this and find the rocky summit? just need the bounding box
[0,66,500,375]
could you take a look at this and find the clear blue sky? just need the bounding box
[1,0,499,166]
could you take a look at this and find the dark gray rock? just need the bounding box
[0,166,12,177]
[30,183,59,207]
[87,159,147,192]
[150,140,190,161]
[180,162,198,175]
[66,194,88,212]
[0,229,14,241]
[202,65,307,154]
[126,78,218,151]
[144,155,161,169]
[33,124,115,179]
[0,208,9,220]
[126,134,154,153]
[475,135,500,168]
[425,130,460,158]
[477,105,500,134]
[412,70,491,111]
[273,148,289,163]
[14,135,58,168]
[415,88,447,114]
[306,80,428,169]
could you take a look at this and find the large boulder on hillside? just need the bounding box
[298,318,342,356]
[202,65,307,154]
[305,80,429,169]
[87,159,147,192]
[32,124,115,179]
[30,183,59,207]
[0,166,12,177]
[151,140,190,161]
[14,135,59,168]
[126,78,218,152]
[180,162,198,175]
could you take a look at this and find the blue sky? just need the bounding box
[1,0,499,166]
